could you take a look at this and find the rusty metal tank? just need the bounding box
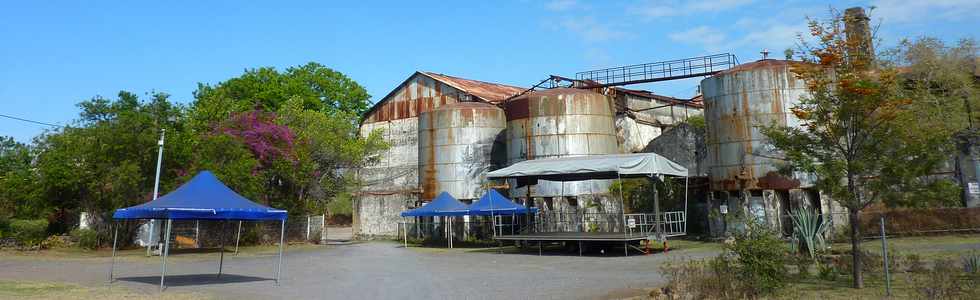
[418,102,506,201]
[701,59,811,191]
[503,88,619,197]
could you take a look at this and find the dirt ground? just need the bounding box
[0,231,718,300]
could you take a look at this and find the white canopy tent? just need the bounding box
[487,153,690,252]
[487,152,688,180]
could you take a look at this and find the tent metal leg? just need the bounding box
[218,221,226,278]
[160,219,172,292]
[275,219,285,286]
[235,220,242,255]
[108,223,118,283]
[578,241,582,256]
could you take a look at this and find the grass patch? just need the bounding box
[0,280,210,299]
[831,233,980,260]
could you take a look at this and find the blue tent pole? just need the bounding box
[160,219,172,291]
[275,219,285,286]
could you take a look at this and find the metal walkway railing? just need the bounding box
[575,53,739,87]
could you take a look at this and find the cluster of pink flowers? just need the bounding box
[218,110,297,165]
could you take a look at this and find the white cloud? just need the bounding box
[546,0,579,11]
[633,0,754,19]
[668,21,809,57]
[871,0,980,24]
[669,26,728,52]
[558,16,630,43]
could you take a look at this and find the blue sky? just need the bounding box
[1,0,977,142]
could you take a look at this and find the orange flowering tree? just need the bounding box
[762,10,959,288]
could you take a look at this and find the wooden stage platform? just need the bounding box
[493,232,652,242]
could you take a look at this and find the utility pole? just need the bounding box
[148,129,166,256]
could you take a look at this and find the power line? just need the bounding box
[0,113,62,127]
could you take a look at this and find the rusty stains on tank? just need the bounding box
[702,59,812,191]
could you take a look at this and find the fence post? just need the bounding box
[880,216,891,297]
[320,213,327,244]
[305,215,311,241]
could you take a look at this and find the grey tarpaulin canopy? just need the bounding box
[486,152,690,248]
[486,152,688,181]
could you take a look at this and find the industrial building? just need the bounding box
[355,71,704,237]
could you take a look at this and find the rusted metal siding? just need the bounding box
[418,102,506,201]
[357,74,468,236]
[504,88,619,197]
[701,59,811,191]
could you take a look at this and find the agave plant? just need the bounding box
[789,206,830,261]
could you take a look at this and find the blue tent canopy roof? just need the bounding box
[113,171,287,221]
[400,192,468,217]
[466,189,536,216]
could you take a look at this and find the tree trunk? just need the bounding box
[849,208,864,289]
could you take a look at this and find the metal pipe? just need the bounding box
[218,221,226,278]
[160,219,172,292]
[881,216,891,296]
[149,129,165,255]
[235,221,242,255]
[684,176,689,234]
[275,219,285,286]
[108,223,118,283]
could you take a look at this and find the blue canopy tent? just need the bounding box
[399,192,467,248]
[467,189,537,238]
[400,192,468,217]
[109,171,288,291]
[466,189,536,216]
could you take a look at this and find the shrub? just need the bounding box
[70,228,99,250]
[41,235,69,249]
[817,262,837,281]
[793,255,814,279]
[0,216,9,238]
[788,206,829,260]
[964,252,980,275]
[9,219,48,249]
[659,257,744,299]
[906,253,927,273]
[909,259,970,299]
[859,207,980,235]
[727,220,790,295]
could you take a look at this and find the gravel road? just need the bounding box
[0,237,718,300]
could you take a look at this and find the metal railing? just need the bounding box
[575,53,739,87]
[528,211,687,238]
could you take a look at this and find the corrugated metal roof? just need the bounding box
[420,72,526,103]
[362,71,526,123]
[614,87,704,108]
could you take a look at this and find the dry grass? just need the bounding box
[0,280,211,300]
[0,243,323,262]
[831,233,980,260]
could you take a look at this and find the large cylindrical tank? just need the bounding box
[418,102,506,201]
[504,88,619,197]
[701,59,810,191]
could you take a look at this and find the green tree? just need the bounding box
[190,62,371,131]
[761,11,968,288]
[275,98,387,215]
[0,137,37,218]
[33,91,189,235]
[188,62,382,217]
